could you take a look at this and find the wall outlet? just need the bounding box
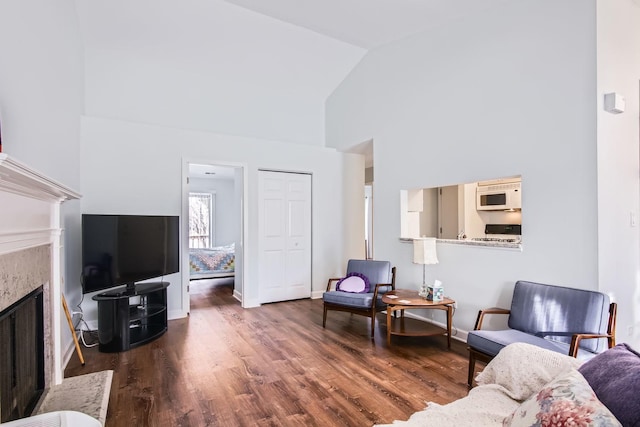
[628,325,634,337]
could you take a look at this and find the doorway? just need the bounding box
[438,185,460,239]
[365,184,373,259]
[183,161,245,314]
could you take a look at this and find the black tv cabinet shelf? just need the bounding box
[92,282,169,353]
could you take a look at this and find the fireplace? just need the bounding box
[0,154,80,422]
[0,287,45,422]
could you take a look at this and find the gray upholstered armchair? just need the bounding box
[467,280,617,387]
[322,259,396,338]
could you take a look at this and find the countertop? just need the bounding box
[400,237,522,250]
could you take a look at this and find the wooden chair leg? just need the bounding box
[370,314,375,338]
[323,305,327,328]
[467,351,476,388]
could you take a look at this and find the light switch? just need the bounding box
[604,92,625,114]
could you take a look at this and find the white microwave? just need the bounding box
[476,182,521,211]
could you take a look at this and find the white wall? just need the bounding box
[0,1,83,184]
[189,176,238,246]
[596,0,640,346]
[0,0,84,359]
[80,116,360,319]
[0,0,366,339]
[75,0,365,147]
[326,0,613,339]
[71,0,367,321]
[5,0,634,352]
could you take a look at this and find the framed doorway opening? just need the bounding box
[182,160,247,313]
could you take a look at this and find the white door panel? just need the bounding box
[263,250,285,287]
[259,171,311,303]
[288,200,306,237]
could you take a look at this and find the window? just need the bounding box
[189,192,214,248]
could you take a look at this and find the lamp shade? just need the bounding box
[413,238,438,265]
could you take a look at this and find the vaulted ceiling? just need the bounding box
[73,0,510,148]
[224,0,509,49]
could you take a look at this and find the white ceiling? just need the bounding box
[75,0,367,146]
[223,0,510,49]
[74,0,512,155]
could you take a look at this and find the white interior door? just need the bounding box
[258,170,311,303]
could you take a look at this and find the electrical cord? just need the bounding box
[73,313,99,348]
[79,329,99,348]
[73,272,99,347]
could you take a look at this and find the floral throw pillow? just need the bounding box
[503,369,621,427]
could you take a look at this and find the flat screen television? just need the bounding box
[81,214,180,294]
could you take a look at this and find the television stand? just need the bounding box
[92,282,169,353]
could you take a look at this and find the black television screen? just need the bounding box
[81,214,180,294]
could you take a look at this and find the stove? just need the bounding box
[472,237,520,243]
[471,224,521,243]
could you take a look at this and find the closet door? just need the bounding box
[258,171,311,303]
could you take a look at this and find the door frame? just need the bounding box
[257,169,313,304]
[365,184,373,259]
[181,158,248,314]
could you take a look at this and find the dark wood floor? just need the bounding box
[66,279,473,426]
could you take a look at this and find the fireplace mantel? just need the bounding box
[0,154,81,255]
[0,153,80,202]
[0,153,80,386]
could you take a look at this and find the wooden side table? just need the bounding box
[382,289,455,347]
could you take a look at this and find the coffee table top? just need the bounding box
[382,289,454,307]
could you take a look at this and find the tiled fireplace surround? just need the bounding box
[0,246,52,382]
[0,154,80,418]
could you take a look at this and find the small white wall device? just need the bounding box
[604,92,625,114]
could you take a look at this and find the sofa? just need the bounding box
[375,342,640,427]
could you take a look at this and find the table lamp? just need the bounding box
[413,237,442,300]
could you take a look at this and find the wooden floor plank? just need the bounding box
[66,279,474,426]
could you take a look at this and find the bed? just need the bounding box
[189,243,235,279]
